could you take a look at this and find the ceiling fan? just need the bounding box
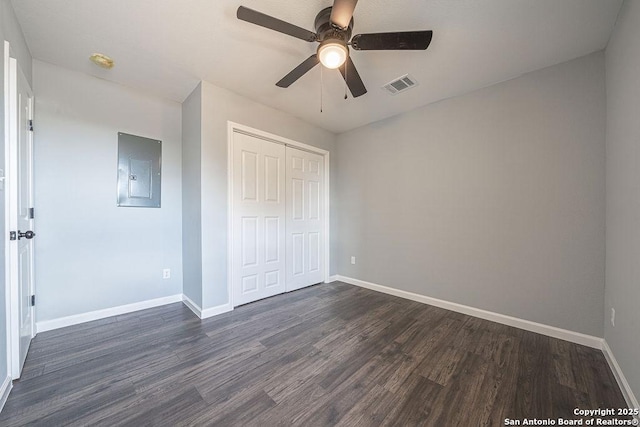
[237,0,433,98]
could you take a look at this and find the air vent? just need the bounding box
[382,74,419,95]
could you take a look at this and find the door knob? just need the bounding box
[18,230,35,240]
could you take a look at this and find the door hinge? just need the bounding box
[29,119,33,132]
[31,295,35,307]
[29,207,35,219]
[9,231,16,241]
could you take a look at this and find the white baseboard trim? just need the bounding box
[36,294,183,333]
[334,275,603,349]
[35,293,235,333]
[602,340,639,412]
[0,375,12,413]
[182,295,233,319]
[201,302,233,319]
[326,275,339,284]
[181,294,203,318]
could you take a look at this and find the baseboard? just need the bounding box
[181,294,203,318]
[326,275,339,284]
[333,275,603,349]
[201,302,233,319]
[36,294,183,333]
[35,293,235,333]
[0,375,12,413]
[181,295,233,319]
[602,340,639,413]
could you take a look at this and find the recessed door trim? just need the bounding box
[227,121,330,308]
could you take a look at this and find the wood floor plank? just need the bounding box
[511,332,554,419]
[263,349,333,404]
[574,344,628,408]
[294,371,378,426]
[89,386,208,427]
[398,315,462,358]
[248,381,328,426]
[381,374,443,426]
[316,315,416,392]
[482,334,522,426]
[193,389,277,427]
[196,344,321,405]
[335,384,398,427]
[421,351,491,426]
[0,282,628,426]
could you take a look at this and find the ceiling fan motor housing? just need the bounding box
[315,7,353,43]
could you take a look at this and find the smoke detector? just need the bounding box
[382,74,418,95]
[89,53,114,69]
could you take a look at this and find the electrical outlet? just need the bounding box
[351,256,356,265]
[611,308,615,327]
[163,269,171,279]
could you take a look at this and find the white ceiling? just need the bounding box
[12,0,622,134]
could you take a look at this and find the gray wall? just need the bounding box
[181,83,203,307]
[336,52,606,336]
[604,0,640,403]
[198,81,337,308]
[33,60,183,322]
[1,0,31,383]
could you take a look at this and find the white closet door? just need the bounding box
[286,146,325,291]
[232,132,286,306]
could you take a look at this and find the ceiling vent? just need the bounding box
[382,74,419,95]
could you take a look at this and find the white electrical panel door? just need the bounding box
[232,132,286,306]
[285,146,325,291]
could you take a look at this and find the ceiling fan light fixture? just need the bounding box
[318,40,348,69]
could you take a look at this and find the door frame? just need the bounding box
[227,121,330,309]
[3,40,11,382]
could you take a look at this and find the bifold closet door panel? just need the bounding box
[285,146,325,291]
[232,132,286,306]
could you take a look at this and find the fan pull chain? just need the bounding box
[320,65,323,113]
[344,62,348,100]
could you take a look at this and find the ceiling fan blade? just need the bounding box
[237,6,317,42]
[338,57,367,98]
[276,55,320,88]
[351,30,433,50]
[330,0,358,30]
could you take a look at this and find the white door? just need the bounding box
[232,132,286,306]
[285,147,324,291]
[8,57,35,378]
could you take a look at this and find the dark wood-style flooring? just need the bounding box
[0,282,627,426]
